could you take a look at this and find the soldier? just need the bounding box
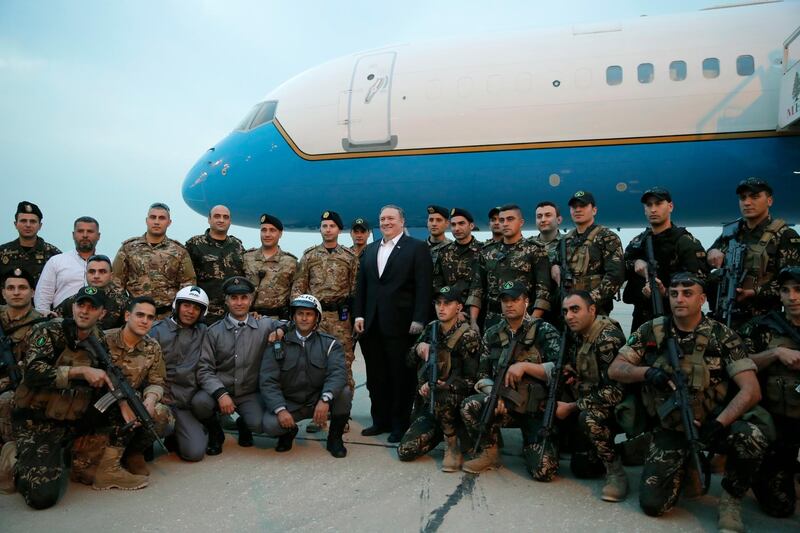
[112,202,196,319]
[608,272,767,531]
[243,213,297,320]
[739,266,800,518]
[185,205,245,324]
[350,217,371,259]
[426,204,452,261]
[707,177,800,326]
[623,187,707,331]
[56,254,130,330]
[260,294,352,457]
[467,204,551,332]
[532,201,564,326]
[560,291,627,501]
[196,276,286,449]
[0,201,61,301]
[551,191,624,316]
[398,285,481,471]
[149,286,212,460]
[432,208,481,300]
[460,281,562,479]
[484,206,503,246]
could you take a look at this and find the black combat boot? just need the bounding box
[326,415,349,458]
[236,417,254,447]
[275,427,298,452]
[204,417,225,455]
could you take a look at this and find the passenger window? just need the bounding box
[637,63,654,84]
[669,61,686,81]
[249,101,278,129]
[606,65,623,86]
[736,55,754,76]
[703,58,720,79]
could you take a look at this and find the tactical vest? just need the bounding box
[641,317,727,429]
[568,226,603,291]
[436,322,471,381]
[742,218,785,287]
[763,331,800,419]
[493,321,548,414]
[575,316,614,393]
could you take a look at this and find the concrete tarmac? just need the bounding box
[2,303,799,532]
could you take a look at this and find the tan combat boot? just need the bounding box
[601,458,628,502]
[441,434,462,473]
[92,446,148,491]
[718,490,745,533]
[0,441,17,494]
[462,445,500,474]
[123,451,150,476]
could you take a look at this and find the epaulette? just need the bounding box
[340,245,356,256]
[185,234,203,246]
[122,235,143,246]
[302,244,319,256]
[166,237,188,250]
[280,249,298,260]
[244,247,259,254]
[229,235,243,245]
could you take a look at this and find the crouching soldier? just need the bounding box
[397,285,482,471]
[260,295,352,457]
[460,281,562,478]
[609,272,767,532]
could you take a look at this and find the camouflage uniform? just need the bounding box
[618,315,768,517]
[112,235,196,318]
[428,237,452,266]
[56,284,130,330]
[532,233,563,326]
[623,226,708,331]
[243,246,297,319]
[432,237,482,299]
[553,224,624,315]
[739,311,800,517]
[460,316,562,480]
[291,244,358,389]
[0,238,61,301]
[185,230,245,323]
[708,217,800,325]
[397,319,481,461]
[467,239,551,330]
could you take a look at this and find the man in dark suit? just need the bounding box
[354,205,433,442]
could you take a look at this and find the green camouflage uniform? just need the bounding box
[531,233,563,325]
[185,230,245,323]
[397,319,481,461]
[460,316,562,480]
[243,246,297,319]
[427,236,452,266]
[112,235,196,318]
[467,239,551,330]
[57,284,130,331]
[432,237,482,299]
[291,244,358,389]
[618,315,768,517]
[552,224,624,315]
[739,311,800,517]
[0,238,61,300]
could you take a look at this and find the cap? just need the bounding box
[487,206,503,218]
[321,210,343,230]
[449,207,474,223]
[434,285,463,303]
[222,276,255,295]
[259,213,283,231]
[735,177,773,196]
[568,191,596,207]
[351,217,370,231]
[498,280,528,299]
[669,272,705,290]
[0,267,35,287]
[777,266,800,285]
[427,205,449,218]
[640,187,672,203]
[74,286,107,308]
[16,201,43,220]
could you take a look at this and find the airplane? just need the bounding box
[182,0,800,232]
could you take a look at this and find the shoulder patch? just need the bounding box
[35,335,46,347]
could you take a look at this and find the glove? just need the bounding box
[698,419,727,449]
[644,367,673,392]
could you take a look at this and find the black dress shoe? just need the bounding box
[387,431,404,443]
[361,425,389,437]
[206,441,223,456]
[275,428,298,452]
[236,418,254,447]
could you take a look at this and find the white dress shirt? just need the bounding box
[34,249,91,312]
[377,233,402,278]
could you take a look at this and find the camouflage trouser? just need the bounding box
[320,310,355,390]
[751,415,799,518]
[577,392,623,465]
[13,416,75,510]
[0,390,13,444]
[461,393,558,481]
[397,392,463,461]
[639,421,768,517]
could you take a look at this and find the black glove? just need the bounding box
[644,367,673,391]
[698,419,727,449]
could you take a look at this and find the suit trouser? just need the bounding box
[193,391,265,434]
[360,328,416,432]
[261,387,354,437]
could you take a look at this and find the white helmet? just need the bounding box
[289,294,322,320]
[173,285,209,317]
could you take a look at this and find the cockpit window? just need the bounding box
[235,100,278,131]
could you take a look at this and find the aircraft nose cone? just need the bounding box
[182,156,210,214]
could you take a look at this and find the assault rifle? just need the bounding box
[473,335,519,454]
[711,233,747,327]
[0,322,20,390]
[426,321,439,415]
[645,234,665,318]
[559,237,574,299]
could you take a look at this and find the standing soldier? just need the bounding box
[185,205,245,324]
[57,254,130,330]
[432,208,481,300]
[0,202,61,301]
[292,211,358,432]
[739,266,800,518]
[608,272,767,532]
[398,286,481,471]
[243,213,297,320]
[426,205,452,265]
[461,281,562,478]
[623,187,707,331]
[349,217,371,259]
[551,191,624,316]
[112,202,196,319]
[707,178,800,327]
[484,206,503,246]
[532,201,564,327]
[467,204,551,332]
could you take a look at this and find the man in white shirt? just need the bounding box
[34,216,101,313]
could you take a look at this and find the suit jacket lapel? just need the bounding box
[382,234,406,278]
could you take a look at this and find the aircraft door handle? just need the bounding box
[364,76,387,103]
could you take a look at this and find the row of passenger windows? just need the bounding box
[605,55,755,85]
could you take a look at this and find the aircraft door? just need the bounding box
[348,52,396,146]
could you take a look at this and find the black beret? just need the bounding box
[259,213,283,231]
[669,272,705,290]
[16,201,42,220]
[321,210,343,229]
[222,276,255,295]
[0,267,35,287]
[449,207,473,223]
[427,205,449,218]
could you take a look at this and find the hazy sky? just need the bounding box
[0,0,766,256]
